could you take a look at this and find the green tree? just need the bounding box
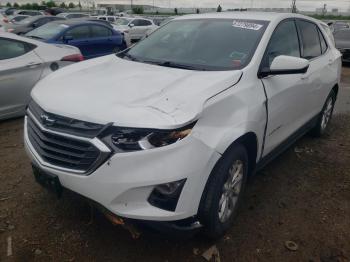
[60,2,66,8]
[46,1,56,8]
[174,8,178,15]
[68,2,75,8]
[132,6,144,14]
[24,3,33,9]
[32,3,39,9]
[6,2,11,7]
[13,2,19,8]
[217,5,222,12]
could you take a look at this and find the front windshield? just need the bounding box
[124,19,268,71]
[114,18,131,26]
[26,22,67,40]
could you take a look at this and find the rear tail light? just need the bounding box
[61,54,84,62]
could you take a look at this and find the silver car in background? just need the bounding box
[0,32,83,120]
[334,29,350,62]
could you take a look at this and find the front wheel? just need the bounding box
[198,144,249,239]
[311,90,336,137]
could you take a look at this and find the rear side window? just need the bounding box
[0,38,36,60]
[90,25,112,38]
[297,20,322,59]
[321,24,335,45]
[66,25,90,40]
[265,20,300,67]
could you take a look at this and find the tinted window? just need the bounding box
[265,20,300,67]
[66,25,90,39]
[139,19,152,26]
[90,25,111,37]
[126,19,268,71]
[0,38,35,60]
[318,29,328,54]
[297,20,322,59]
[107,17,115,22]
[99,17,107,20]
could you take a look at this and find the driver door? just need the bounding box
[261,19,311,156]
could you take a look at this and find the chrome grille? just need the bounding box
[26,106,111,174]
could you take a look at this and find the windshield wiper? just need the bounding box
[143,60,207,71]
[26,35,43,40]
[122,53,140,62]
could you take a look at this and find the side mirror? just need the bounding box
[258,55,309,78]
[63,35,73,42]
[32,22,38,28]
[129,23,134,28]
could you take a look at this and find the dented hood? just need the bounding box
[31,55,242,129]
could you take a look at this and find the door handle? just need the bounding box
[26,62,42,68]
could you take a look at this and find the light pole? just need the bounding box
[291,0,297,13]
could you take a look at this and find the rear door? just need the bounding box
[63,25,91,58]
[0,37,43,119]
[295,19,337,118]
[89,25,122,57]
[261,19,311,156]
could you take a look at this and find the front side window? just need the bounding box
[0,38,35,60]
[265,20,300,67]
[123,19,268,71]
[297,20,322,59]
[66,25,90,40]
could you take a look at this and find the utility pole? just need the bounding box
[322,3,327,16]
[130,0,133,10]
[291,0,297,13]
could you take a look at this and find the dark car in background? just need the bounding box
[334,28,350,62]
[5,15,65,34]
[26,20,126,59]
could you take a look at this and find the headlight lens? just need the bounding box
[100,122,195,152]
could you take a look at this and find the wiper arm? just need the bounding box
[122,53,140,62]
[26,35,43,40]
[144,60,207,71]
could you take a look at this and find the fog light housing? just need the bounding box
[148,179,186,212]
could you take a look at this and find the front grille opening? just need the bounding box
[27,115,102,172]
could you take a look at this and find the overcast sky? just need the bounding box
[94,0,350,11]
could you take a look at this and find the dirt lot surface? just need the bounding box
[1,68,350,262]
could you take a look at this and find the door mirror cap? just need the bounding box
[259,55,309,78]
[129,23,134,28]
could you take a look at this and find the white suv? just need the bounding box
[24,13,341,238]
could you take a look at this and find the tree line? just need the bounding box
[4,1,78,9]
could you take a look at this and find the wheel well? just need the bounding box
[228,132,258,176]
[332,84,339,99]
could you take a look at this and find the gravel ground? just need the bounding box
[0,68,350,262]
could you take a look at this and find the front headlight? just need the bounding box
[100,122,196,152]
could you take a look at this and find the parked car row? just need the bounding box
[0,32,83,120]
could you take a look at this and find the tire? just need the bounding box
[311,90,336,137]
[198,144,249,239]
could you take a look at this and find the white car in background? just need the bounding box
[0,32,83,120]
[24,13,341,238]
[56,12,89,19]
[94,15,118,23]
[112,17,158,44]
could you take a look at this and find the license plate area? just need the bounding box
[32,165,63,198]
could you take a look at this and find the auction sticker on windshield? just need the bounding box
[232,20,263,30]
